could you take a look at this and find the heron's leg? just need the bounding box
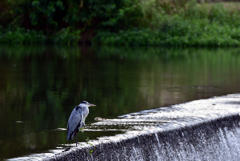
[75,133,77,147]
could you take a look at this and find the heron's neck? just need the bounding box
[82,107,89,118]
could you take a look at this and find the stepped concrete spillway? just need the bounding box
[44,94,240,161]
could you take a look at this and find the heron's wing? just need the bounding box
[67,107,83,140]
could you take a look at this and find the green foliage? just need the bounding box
[94,28,159,46]
[51,27,82,45]
[208,4,229,25]
[94,2,240,47]
[29,0,64,26]
[1,0,240,46]
[1,0,143,32]
[182,1,209,19]
[89,150,93,155]
[0,27,46,44]
[94,17,240,47]
[17,0,65,31]
[85,137,94,155]
[0,27,83,45]
[80,127,84,133]
[64,0,143,30]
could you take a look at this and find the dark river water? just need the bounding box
[0,45,240,160]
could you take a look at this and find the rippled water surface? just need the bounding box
[0,46,240,160]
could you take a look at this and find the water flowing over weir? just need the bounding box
[43,94,240,161]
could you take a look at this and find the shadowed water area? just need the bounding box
[0,46,240,160]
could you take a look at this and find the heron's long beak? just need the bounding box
[89,103,96,107]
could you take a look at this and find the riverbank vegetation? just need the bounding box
[0,0,240,46]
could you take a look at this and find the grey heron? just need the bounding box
[67,101,96,146]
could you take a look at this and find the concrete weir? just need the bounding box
[44,94,240,161]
